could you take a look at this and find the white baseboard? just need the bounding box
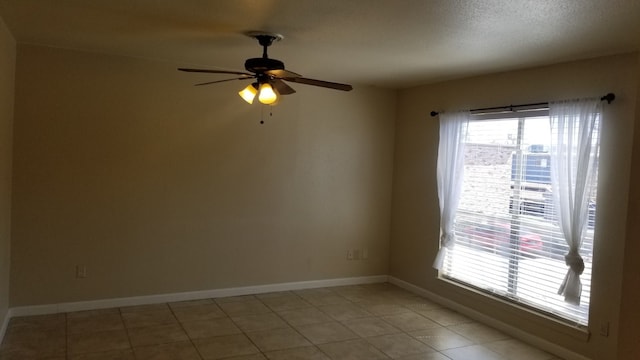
[0,308,10,342]
[9,275,389,317]
[388,276,592,360]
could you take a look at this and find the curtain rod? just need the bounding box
[429,93,615,117]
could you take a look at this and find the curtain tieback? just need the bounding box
[565,253,585,275]
[441,232,455,248]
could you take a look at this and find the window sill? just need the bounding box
[437,276,591,342]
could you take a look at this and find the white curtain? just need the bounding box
[549,98,601,305]
[433,111,470,270]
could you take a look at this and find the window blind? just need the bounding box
[441,115,596,325]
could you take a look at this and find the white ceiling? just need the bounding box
[1,0,639,89]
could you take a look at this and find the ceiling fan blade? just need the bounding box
[178,68,252,76]
[283,77,353,91]
[265,69,302,78]
[195,76,254,86]
[271,79,296,95]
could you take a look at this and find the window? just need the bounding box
[440,109,600,326]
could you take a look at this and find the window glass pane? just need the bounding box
[442,114,596,325]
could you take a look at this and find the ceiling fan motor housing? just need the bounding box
[244,57,285,74]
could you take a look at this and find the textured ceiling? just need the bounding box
[1,0,639,89]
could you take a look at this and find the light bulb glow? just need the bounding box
[258,83,278,104]
[238,83,258,104]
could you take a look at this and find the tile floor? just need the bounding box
[0,283,565,360]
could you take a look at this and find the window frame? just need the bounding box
[438,108,599,328]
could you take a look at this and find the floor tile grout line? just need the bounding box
[269,290,421,360]
[118,307,137,359]
[317,295,457,359]
[248,295,328,357]
[223,290,429,359]
[264,297,338,360]
[166,302,206,360]
[224,296,275,358]
[229,290,385,359]
[64,312,68,360]
[265,294,357,360]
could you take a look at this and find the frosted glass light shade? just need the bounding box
[238,84,258,104]
[258,83,277,104]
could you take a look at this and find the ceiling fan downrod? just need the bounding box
[246,32,283,58]
[243,32,285,74]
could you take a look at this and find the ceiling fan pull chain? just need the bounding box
[260,105,265,124]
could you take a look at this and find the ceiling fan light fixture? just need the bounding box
[180,30,353,107]
[238,83,258,104]
[258,82,278,104]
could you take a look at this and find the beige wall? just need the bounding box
[0,17,15,330]
[390,53,638,360]
[9,45,396,306]
[617,55,640,360]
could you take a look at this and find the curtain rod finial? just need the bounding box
[430,111,439,117]
[602,93,615,104]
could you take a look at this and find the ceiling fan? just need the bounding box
[178,31,353,105]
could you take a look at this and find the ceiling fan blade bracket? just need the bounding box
[265,69,301,78]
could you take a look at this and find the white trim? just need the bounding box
[9,275,389,317]
[0,308,11,341]
[388,276,591,360]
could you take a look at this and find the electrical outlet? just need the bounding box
[346,250,354,260]
[599,321,609,337]
[76,265,87,279]
[353,249,361,260]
